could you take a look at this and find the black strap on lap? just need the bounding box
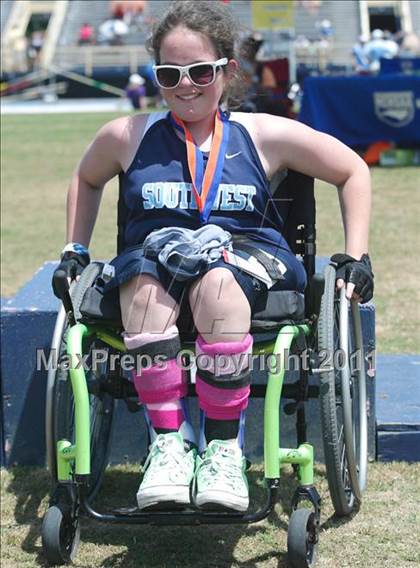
[232,236,284,280]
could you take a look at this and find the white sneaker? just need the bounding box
[193,440,249,512]
[137,432,196,510]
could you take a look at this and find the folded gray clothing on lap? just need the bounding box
[142,225,233,281]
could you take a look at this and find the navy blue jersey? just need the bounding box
[120,112,290,252]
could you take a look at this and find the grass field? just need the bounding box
[2,113,419,352]
[1,462,420,568]
[1,112,420,567]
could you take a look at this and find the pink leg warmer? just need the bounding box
[132,359,187,404]
[124,328,187,432]
[195,334,253,421]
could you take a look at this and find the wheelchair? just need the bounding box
[42,170,368,568]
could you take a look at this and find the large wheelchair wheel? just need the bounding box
[317,264,368,516]
[45,263,115,499]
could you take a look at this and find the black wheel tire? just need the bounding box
[50,263,115,499]
[41,504,80,565]
[317,264,360,516]
[287,508,318,568]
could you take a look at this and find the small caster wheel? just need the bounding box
[287,508,318,568]
[42,504,80,565]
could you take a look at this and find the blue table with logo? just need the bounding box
[299,74,420,147]
[380,57,420,75]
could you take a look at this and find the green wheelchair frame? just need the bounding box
[60,322,315,485]
[42,172,368,568]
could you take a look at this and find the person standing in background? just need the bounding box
[125,74,146,110]
[78,23,94,46]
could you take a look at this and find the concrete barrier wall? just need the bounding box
[1,263,59,466]
[1,260,377,467]
[376,354,420,462]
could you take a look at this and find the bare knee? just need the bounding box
[189,268,251,342]
[120,274,179,335]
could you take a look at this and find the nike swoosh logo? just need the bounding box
[225,151,242,159]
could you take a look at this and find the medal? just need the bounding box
[171,109,230,222]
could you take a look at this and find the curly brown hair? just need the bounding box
[147,0,245,107]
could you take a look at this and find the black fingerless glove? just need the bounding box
[330,253,374,304]
[52,243,90,299]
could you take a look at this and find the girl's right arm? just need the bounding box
[66,116,131,247]
[52,114,148,296]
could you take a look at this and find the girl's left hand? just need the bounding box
[331,253,374,303]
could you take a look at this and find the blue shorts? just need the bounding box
[105,242,307,312]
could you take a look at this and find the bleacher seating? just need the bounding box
[0,0,13,33]
[33,0,420,74]
[2,1,420,79]
[53,0,255,71]
[58,0,110,47]
[294,0,359,63]
[57,0,254,49]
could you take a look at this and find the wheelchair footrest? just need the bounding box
[80,487,278,525]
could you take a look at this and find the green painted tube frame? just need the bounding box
[279,444,314,485]
[57,440,74,481]
[59,322,314,484]
[264,324,312,480]
[65,323,91,476]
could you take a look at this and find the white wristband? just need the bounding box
[61,242,90,261]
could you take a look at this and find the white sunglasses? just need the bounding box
[152,58,228,89]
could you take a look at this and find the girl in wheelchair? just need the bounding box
[53,1,374,513]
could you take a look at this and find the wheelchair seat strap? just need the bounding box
[232,236,285,281]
